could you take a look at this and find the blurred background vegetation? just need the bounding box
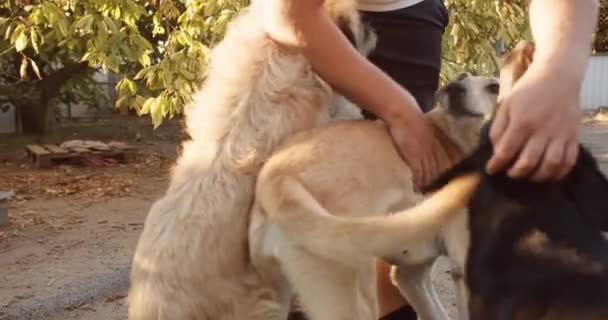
[0,0,604,133]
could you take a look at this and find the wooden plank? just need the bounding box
[70,147,90,154]
[34,156,53,169]
[26,144,50,156]
[108,142,135,150]
[43,144,69,154]
[90,146,111,151]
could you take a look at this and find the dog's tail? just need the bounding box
[256,173,480,263]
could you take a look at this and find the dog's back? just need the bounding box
[424,124,608,320]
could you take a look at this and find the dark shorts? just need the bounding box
[360,0,449,117]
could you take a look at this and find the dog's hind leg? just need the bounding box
[278,245,378,320]
[392,260,452,320]
[248,206,295,320]
[244,284,292,320]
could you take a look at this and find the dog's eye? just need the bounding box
[486,83,499,94]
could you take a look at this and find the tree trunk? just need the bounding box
[19,97,55,134]
[17,62,88,135]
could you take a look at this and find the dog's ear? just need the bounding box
[498,41,535,102]
[512,41,535,69]
[456,72,471,81]
[563,147,608,231]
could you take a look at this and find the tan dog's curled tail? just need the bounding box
[258,173,480,263]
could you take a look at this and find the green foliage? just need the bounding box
[1,0,530,128]
[1,0,249,129]
[440,0,530,85]
[594,0,608,53]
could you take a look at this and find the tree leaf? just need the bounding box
[204,0,218,16]
[102,15,119,34]
[138,52,151,67]
[134,67,151,80]
[116,95,127,109]
[30,29,40,53]
[10,24,24,43]
[4,22,14,40]
[29,59,42,80]
[140,97,155,115]
[151,96,165,129]
[15,32,28,52]
[74,15,95,31]
[19,56,28,81]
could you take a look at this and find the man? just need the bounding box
[262,0,600,319]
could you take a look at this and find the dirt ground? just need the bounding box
[0,115,181,319]
[1,113,608,320]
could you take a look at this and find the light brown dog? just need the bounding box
[127,1,375,319]
[249,73,500,320]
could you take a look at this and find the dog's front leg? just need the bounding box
[446,259,468,320]
[392,259,451,320]
[383,239,451,320]
[441,213,470,320]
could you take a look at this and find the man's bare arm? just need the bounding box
[260,0,420,124]
[529,0,599,81]
[260,0,450,187]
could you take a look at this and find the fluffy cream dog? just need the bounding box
[127,1,375,319]
[249,73,500,320]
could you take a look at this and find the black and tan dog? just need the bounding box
[423,122,608,320]
[423,43,608,320]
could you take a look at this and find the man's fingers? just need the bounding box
[555,139,579,180]
[507,135,548,179]
[530,138,563,182]
[420,155,431,190]
[411,159,423,190]
[489,103,509,146]
[486,124,529,175]
[427,145,440,186]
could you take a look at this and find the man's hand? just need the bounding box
[387,115,449,189]
[486,63,582,182]
[487,0,598,182]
